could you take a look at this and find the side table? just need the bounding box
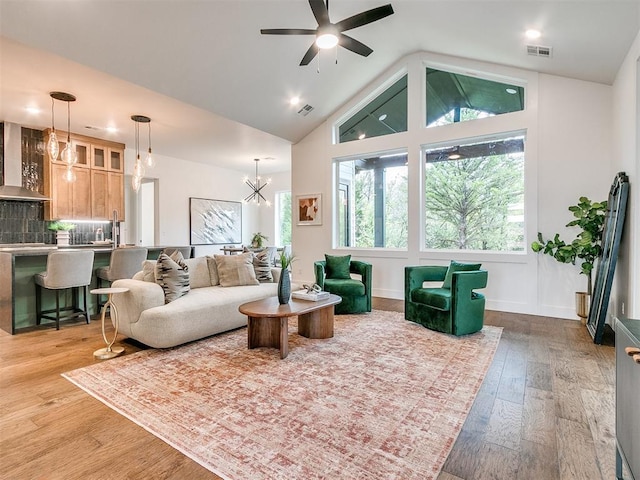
[90,287,129,360]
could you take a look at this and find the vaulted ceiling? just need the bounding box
[1,1,638,173]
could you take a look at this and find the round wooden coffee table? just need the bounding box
[238,294,341,359]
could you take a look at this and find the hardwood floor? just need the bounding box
[0,301,616,479]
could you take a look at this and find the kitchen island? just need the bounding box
[0,244,191,334]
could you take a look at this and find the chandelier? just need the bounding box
[243,158,271,206]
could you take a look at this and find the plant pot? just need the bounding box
[56,231,70,246]
[576,291,590,324]
[277,268,291,304]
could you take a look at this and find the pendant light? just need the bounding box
[145,119,154,168]
[131,115,150,193]
[243,158,271,207]
[46,95,59,161]
[48,92,77,182]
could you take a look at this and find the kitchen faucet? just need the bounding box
[112,209,119,247]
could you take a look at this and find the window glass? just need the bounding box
[338,75,407,143]
[424,135,525,251]
[336,152,407,248]
[275,191,291,246]
[426,68,525,127]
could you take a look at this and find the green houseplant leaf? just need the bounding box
[48,221,76,231]
[530,196,606,295]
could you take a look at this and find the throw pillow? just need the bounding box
[154,252,190,303]
[442,260,482,289]
[253,250,273,283]
[215,253,259,287]
[141,260,157,282]
[325,254,351,280]
[184,257,211,289]
[206,255,220,286]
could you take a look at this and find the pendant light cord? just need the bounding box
[51,97,56,132]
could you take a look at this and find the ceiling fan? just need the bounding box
[261,0,394,66]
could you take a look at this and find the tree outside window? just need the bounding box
[424,135,525,251]
[275,191,291,246]
[336,153,407,248]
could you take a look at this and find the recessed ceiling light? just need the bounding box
[525,29,541,40]
[378,114,387,121]
[505,88,518,95]
[290,96,300,106]
[358,133,366,140]
[25,106,40,115]
[105,126,118,133]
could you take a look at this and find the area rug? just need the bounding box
[63,310,501,479]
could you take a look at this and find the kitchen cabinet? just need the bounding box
[47,163,91,219]
[616,317,640,480]
[44,130,124,221]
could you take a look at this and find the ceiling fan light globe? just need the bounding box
[316,33,338,49]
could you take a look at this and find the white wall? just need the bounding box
[292,52,615,320]
[612,30,640,318]
[252,170,291,247]
[122,149,289,257]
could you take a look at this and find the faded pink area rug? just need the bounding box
[63,310,501,479]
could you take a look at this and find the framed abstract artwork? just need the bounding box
[296,193,322,226]
[189,197,242,245]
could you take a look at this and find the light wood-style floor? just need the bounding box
[0,299,616,479]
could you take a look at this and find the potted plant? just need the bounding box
[277,251,296,304]
[251,232,268,249]
[48,221,76,246]
[531,196,606,321]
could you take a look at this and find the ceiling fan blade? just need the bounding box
[339,33,373,57]
[300,42,320,66]
[261,28,317,35]
[334,4,394,32]
[309,0,330,26]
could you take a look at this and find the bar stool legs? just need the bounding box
[35,284,91,330]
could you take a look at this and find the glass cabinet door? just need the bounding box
[109,148,123,172]
[92,145,107,170]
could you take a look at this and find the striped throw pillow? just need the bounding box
[155,252,190,303]
[253,250,273,283]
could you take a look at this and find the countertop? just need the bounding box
[0,244,190,256]
[617,317,640,343]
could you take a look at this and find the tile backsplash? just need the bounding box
[0,200,113,245]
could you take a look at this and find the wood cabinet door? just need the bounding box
[49,163,73,219]
[73,139,90,168]
[108,172,125,222]
[72,167,92,219]
[108,148,124,172]
[91,145,107,170]
[91,170,109,220]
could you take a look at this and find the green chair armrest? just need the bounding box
[314,261,327,289]
[451,269,488,293]
[350,260,372,291]
[404,265,448,299]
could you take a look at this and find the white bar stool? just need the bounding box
[35,250,95,330]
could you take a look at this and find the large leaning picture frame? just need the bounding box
[189,197,242,245]
[586,172,629,344]
[297,193,322,226]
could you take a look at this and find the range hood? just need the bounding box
[0,122,49,201]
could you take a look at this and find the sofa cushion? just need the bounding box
[206,256,220,286]
[325,254,351,280]
[155,252,190,303]
[215,253,259,287]
[411,288,451,311]
[184,257,211,289]
[324,278,365,297]
[252,250,273,283]
[442,260,482,289]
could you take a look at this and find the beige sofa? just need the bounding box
[111,255,282,348]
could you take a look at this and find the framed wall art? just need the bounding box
[189,197,242,245]
[296,193,322,226]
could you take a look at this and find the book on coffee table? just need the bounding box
[292,289,330,301]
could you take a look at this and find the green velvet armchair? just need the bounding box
[404,264,488,336]
[315,258,372,314]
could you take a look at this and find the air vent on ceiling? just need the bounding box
[297,104,314,116]
[527,45,553,58]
